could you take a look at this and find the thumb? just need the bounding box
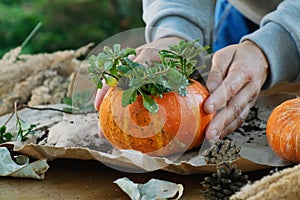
[94,84,110,111]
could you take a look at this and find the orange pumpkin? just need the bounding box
[99,79,213,156]
[266,97,300,163]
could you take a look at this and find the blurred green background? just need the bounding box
[0,0,144,57]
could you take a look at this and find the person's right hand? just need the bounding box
[94,36,182,137]
[204,41,269,140]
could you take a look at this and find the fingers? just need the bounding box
[204,64,252,114]
[204,41,269,140]
[205,81,259,140]
[95,88,107,139]
[204,46,238,114]
[98,120,105,138]
[219,105,251,138]
[134,36,182,64]
[134,47,161,64]
[94,84,110,111]
[207,46,237,92]
[127,44,146,61]
[128,54,136,61]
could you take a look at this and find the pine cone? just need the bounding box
[203,138,241,164]
[201,163,249,200]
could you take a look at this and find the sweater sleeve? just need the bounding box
[142,0,214,46]
[241,0,300,89]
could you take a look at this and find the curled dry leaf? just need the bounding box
[114,177,184,200]
[0,147,49,180]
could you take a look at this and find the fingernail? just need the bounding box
[208,129,218,141]
[128,54,136,61]
[207,81,217,92]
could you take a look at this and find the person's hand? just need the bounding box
[129,36,182,64]
[94,36,182,137]
[94,82,109,138]
[204,40,269,140]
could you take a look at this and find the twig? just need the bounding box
[19,103,96,115]
[3,111,15,127]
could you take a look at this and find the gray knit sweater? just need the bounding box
[142,0,300,89]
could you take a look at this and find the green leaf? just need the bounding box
[4,132,13,140]
[15,116,38,142]
[19,118,32,131]
[96,78,103,89]
[203,45,212,54]
[109,66,119,77]
[113,43,121,53]
[163,68,189,94]
[103,45,113,54]
[103,74,118,87]
[141,94,158,113]
[158,50,179,59]
[104,61,113,71]
[117,65,130,73]
[122,88,137,107]
[97,53,110,67]
[62,97,72,106]
[123,57,141,68]
[123,47,136,57]
[178,86,188,96]
[0,125,6,134]
[88,54,97,64]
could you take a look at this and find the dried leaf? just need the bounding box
[0,147,49,180]
[114,177,184,200]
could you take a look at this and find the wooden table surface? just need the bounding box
[0,158,275,200]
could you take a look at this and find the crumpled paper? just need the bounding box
[0,102,292,175]
[114,177,184,200]
[0,146,49,180]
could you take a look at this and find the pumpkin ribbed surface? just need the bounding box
[99,80,213,156]
[266,97,300,163]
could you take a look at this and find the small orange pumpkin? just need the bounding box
[266,97,300,163]
[99,79,213,156]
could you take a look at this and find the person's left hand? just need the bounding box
[204,40,269,140]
